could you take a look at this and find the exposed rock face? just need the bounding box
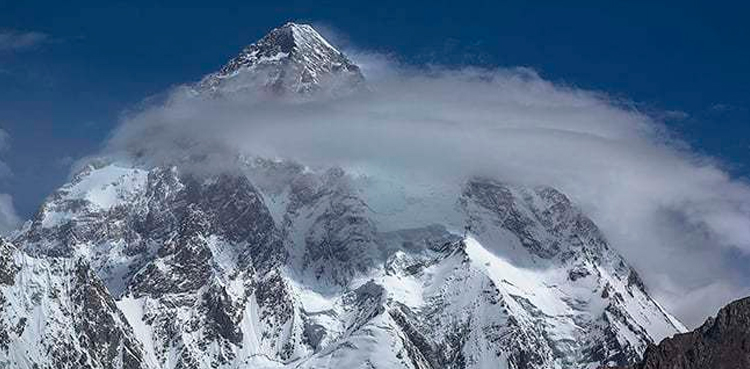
[284,168,380,286]
[632,296,750,369]
[0,239,18,286]
[2,22,690,369]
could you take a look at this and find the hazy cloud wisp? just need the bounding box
[0,30,48,52]
[0,129,20,235]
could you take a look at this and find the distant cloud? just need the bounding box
[310,22,352,50]
[711,103,729,111]
[0,194,20,236]
[0,30,49,52]
[662,110,690,121]
[56,155,75,168]
[710,103,747,113]
[0,129,9,149]
[0,128,19,235]
[0,129,11,178]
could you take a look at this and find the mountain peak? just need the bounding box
[272,22,339,53]
[199,22,364,94]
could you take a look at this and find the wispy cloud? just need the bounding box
[0,128,20,235]
[0,129,11,179]
[0,30,49,52]
[710,103,747,113]
[0,194,20,236]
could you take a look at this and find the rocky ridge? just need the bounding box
[627,296,750,369]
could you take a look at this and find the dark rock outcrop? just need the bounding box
[630,296,750,369]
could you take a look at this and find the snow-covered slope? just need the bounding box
[0,238,150,369]
[3,23,687,369]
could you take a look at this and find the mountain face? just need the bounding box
[2,23,688,369]
[627,296,750,369]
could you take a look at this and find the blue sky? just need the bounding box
[1,0,748,217]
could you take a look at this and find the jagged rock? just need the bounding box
[0,239,18,285]
[631,296,750,369]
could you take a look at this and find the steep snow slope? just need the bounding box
[0,238,151,369]
[22,162,151,295]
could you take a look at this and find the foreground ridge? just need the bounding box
[624,296,750,369]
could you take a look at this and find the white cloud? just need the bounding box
[0,128,20,236]
[0,128,11,178]
[105,58,750,328]
[0,194,20,236]
[0,30,48,52]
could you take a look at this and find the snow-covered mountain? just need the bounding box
[1,23,686,369]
